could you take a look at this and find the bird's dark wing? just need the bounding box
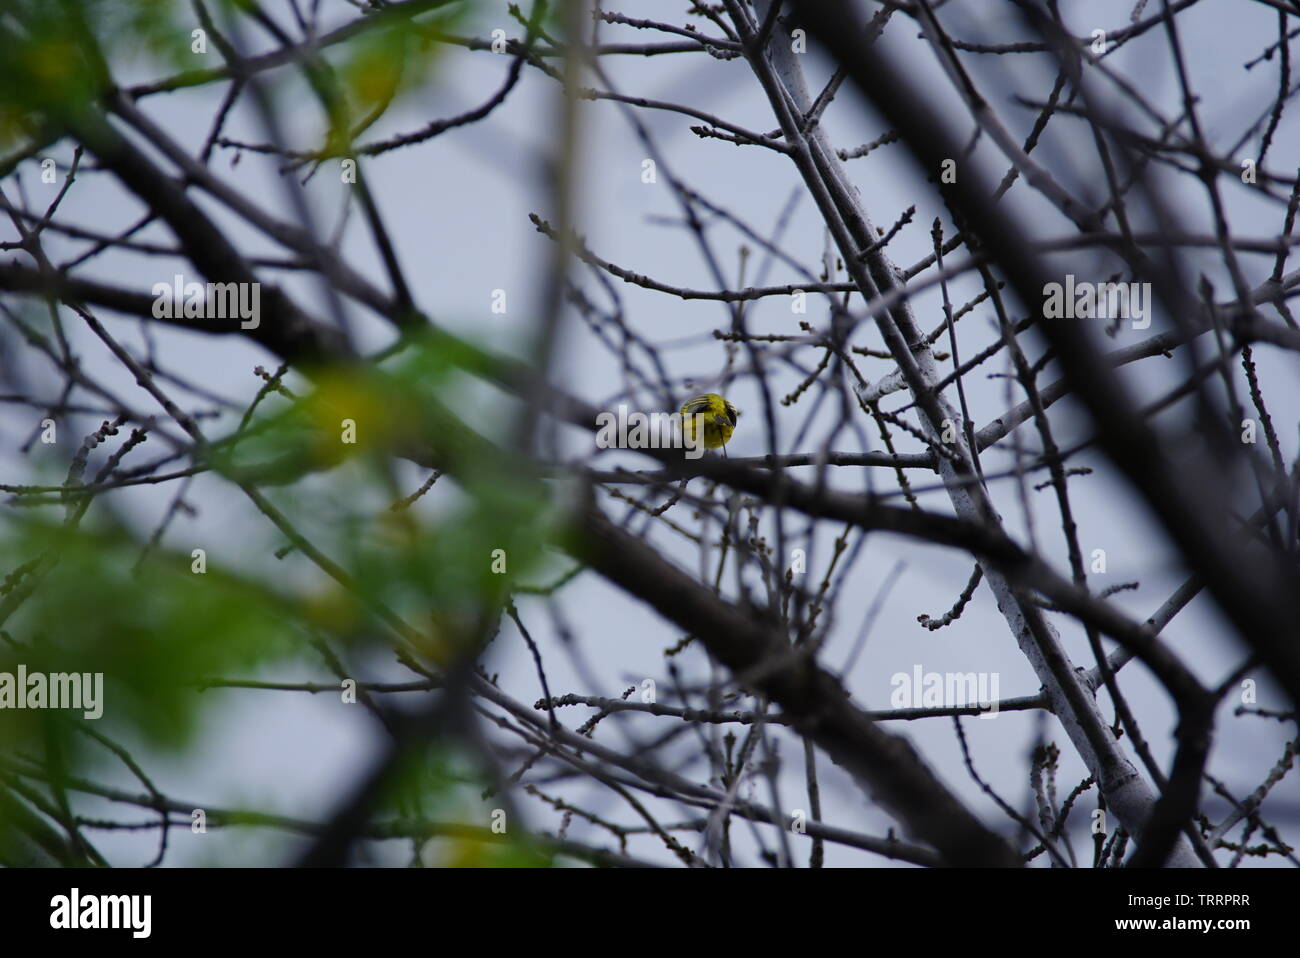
[682,397,712,416]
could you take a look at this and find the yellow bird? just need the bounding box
[680,393,740,453]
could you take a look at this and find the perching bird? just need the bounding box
[680,392,740,452]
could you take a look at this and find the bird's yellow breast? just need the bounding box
[680,393,739,449]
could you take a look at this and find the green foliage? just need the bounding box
[212,330,556,660]
[0,0,571,868]
[382,744,554,868]
[92,0,195,70]
[0,1,108,143]
[0,0,472,152]
[0,517,301,753]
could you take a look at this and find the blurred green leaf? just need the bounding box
[0,517,301,753]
